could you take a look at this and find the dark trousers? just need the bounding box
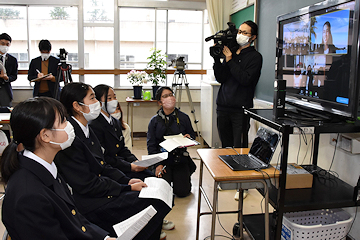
[217,110,250,148]
[162,162,192,198]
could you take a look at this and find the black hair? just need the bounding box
[60,82,91,116]
[155,86,173,101]
[0,97,67,184]
[93,84,111,113]
[242,20,258,36]
[0,33,12,42]
[38,39,52,52]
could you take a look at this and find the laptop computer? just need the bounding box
[218,127,280,171]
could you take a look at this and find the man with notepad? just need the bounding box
[28,39,60,98]
[147,87,197,198]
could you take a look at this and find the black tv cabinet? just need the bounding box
[243,108,360,240]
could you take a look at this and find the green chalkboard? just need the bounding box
[230,5,254,28]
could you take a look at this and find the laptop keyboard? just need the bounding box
[231,155,263,168]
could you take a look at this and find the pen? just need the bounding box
[36,69,41,74]
[158,165,166,176]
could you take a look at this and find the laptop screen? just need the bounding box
[248,127,280,164]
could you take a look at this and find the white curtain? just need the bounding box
[206,0,224,34]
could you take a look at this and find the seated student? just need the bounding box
[111,101,133,151]
[55,83,171,239]
[28,39,60,98]
[90,84,152,180]
[0,97,114,240]
[147,87,197,197]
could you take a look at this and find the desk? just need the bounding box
[126,97,158,141]
[196,148,279,240]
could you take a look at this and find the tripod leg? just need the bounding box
[184,82,202,144]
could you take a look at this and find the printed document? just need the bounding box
[133,152,168,167]
[113,205,157,240]
[159,134,199,152]
[139,177,173,208]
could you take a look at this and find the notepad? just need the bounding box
[159,134,199,152]
[133,152,169,167]
[30,73,52,82]
[139,177,173,208]
[113,205,157,240]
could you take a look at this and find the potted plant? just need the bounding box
[127,69,147,99]
[146,48,167,99]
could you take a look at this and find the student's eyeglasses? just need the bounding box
[161,93,175,98]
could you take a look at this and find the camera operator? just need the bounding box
[28,39,60,98]
[213,20,262,149]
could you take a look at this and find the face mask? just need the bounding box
[236,34,251,47]
[41,53,50,61]
[0,45,9,54]
[111,112,121,120]
[162,96,176,110]
[101,100,118,114]
[79,101,101,122]
[49,122,75,150]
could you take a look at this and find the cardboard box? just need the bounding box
[272,163,313,189]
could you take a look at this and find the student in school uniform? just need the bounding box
[89,84,153,180]
[111,101,133,151]
[55,82,171,239]
[147,87,197,198]
[0,97,114,240]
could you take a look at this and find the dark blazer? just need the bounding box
[2,154,108,239]
[89,114,137,172]
[0,53,18,100]
[28,55,60,97]
[54,136,131,214]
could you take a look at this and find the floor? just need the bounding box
[0,137,271,240]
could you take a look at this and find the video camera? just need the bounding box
[205,22,239,58]
[58,48,68,62]
[169,56,186,71]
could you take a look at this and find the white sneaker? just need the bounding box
[162,219,175,230]
[234,190,249,201]
[160,231,167,240]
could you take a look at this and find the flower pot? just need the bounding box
[133,86,143,99]
[152,85,160,100]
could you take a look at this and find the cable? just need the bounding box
[328,133,340,171]
[214,199,236,240]
[203,235,234,240]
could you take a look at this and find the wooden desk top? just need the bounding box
[0,113,10,124]
[126,97,158,103]
[197,148,280,182]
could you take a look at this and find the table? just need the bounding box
[126,97,158,141]
[196,148,280,240]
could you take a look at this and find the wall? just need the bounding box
[223,0,360,238]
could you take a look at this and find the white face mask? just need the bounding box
[79,101,101,122]
[41,53,50,61]
[49,121,75,150]
[162,96,176,110]
[101,100,118,114]
[0,45,9,54]
[111,112,121,120]
[236,34,251,47]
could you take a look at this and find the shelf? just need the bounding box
[243,213,275,240]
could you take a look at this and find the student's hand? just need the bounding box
[130,181,147,191]
[0,71,8,81]
[131,163,147,172]
[37,72,44,78]
[184,134,191,138]
[108,238,117,240]
[128,178,143,185]
[156,165,166,178]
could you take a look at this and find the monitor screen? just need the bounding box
[276,0,359,119]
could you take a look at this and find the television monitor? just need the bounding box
[276,0,360,120]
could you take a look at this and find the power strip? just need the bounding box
[293,127,315,134]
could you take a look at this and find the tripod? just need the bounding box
[54,61,73,99]
[172,70,202,143]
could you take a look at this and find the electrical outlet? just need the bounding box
[293,127,315,134]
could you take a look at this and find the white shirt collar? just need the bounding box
[101,112,112,124]
[71,116,89,138]
[23,149,58,179]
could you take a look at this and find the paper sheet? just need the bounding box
[160,134,199,152]
[133,152,168,167]
[113,205,157,240]
[139,177,173,209]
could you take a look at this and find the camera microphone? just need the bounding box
[205,36,213,42]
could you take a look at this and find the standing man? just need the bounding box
[0,33,18,107]
[28,39,60,98]
[213,20,262,148]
